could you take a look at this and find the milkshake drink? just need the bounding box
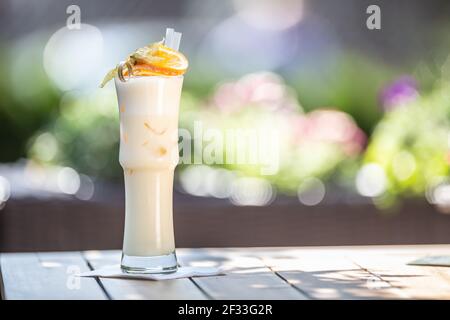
[101,29,188,273]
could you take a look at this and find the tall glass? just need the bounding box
[115,75,183,273]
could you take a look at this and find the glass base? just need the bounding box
[121,251,178,274]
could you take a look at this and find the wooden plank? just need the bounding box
[0,252,107,300]
[347,248,450,299]
[83,250,207,300]
[254,248,403,299]
[177,248,308,300]
[3,246,449,300]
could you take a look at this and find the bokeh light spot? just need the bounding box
[356,163,387,197]
[297,177,326,206]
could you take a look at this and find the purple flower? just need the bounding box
[380,76,419,111]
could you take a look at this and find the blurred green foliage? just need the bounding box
[291,53,398,135]
[0,40,60,162]
[364,82,450,206]
[177,71,366,195]
[1,32,449,207]
[28,89,122,180]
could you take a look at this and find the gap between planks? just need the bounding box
[83,257,113,300]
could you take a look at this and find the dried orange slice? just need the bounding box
[100,42,188,87]
[131,43,188,77]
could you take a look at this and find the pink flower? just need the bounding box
[291,109,366,156]
[211,72,299,113]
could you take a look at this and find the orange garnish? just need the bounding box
[132,63,182,77]
[100,37,188,87]
[119,43,188,79]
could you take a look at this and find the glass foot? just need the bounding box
[121,251,178,274]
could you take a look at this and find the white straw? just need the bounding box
[165,28,174,48]
[164,28,182,51]
[172,31,182,51]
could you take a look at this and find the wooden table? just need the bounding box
[2,245,450,300]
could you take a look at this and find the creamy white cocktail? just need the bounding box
[117,75,182,259]
[102,28,187,273]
